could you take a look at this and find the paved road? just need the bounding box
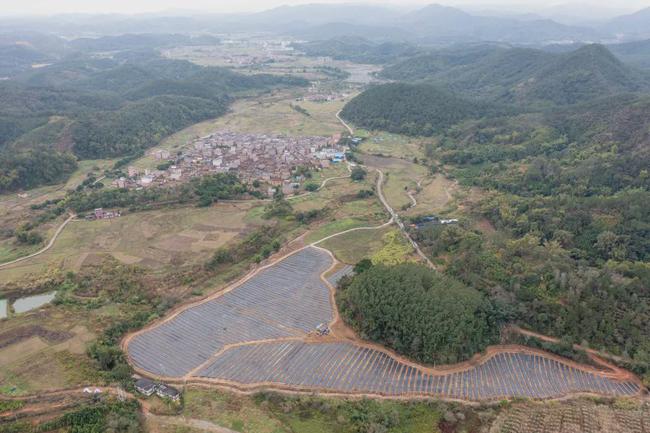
[0,214,76,269]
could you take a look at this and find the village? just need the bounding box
[113,130,347,196]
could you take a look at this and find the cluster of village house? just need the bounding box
[113,131,346,196]
[84,207,121,220]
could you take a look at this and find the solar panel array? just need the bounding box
[127,247,333,376]
[196,341,640,399]
[326,265,354,286]
[127,245,640,400]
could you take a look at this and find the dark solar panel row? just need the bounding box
[326,265,354,287]
[196,341,639,400]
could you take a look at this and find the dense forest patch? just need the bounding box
[411,94,650,381]
[336,262,501,364]
[341,83,500,136]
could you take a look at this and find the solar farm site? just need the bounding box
[125,246,641,401]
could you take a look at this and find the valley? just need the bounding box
[1,6,650,432]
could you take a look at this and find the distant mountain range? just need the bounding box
[340,43,650,138]
[0,3,649,45]
[380,43,650,106]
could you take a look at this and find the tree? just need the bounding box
[351,167,367,181]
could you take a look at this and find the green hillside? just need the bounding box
[0,56,308,192]
[525,44,648,105]
[340,82,498,136]
[421,94,650,366]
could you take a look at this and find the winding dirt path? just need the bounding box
[0,214,76,269]
[336,110,354,135]
[335,112,435,269]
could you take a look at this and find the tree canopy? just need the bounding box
[337,263,501,364]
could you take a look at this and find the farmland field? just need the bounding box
[357,130,427,160]
[319,226,393,264]
[492,399,650,433]
[0,202,262,283]
[125,245,641,401]
[361,154,429,211]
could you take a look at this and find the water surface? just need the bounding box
[12,292,56,314]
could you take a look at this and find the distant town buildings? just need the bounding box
[152,149,171,160]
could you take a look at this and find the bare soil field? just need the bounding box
[404,174,459,217]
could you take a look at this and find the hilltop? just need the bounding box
[340,82,500,136]
[381,44,649,106]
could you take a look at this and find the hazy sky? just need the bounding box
[0,0,647,16]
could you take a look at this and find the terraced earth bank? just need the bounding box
[125,246,641,400]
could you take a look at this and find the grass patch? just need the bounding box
[358,131,426,160]
[371,229,414,265]
[306,218,373,244]
[182,388,451,433]
[183,388,286,433]
[320,226,390,264]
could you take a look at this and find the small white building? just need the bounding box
[138,175,153,186]
[169,167,182,181]
[153,149,170,160]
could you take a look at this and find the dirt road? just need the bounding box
[335,111,434,269]
[0,214,76,269]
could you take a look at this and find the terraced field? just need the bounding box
[125,246,641,400]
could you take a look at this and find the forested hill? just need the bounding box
[292,36,420,64]
[0,56,307,192]
[417,94,650,370]
[340,83,502,136]
[380,44,649,106]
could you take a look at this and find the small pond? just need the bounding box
[0,299,6,319]
[12,292,57,314]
